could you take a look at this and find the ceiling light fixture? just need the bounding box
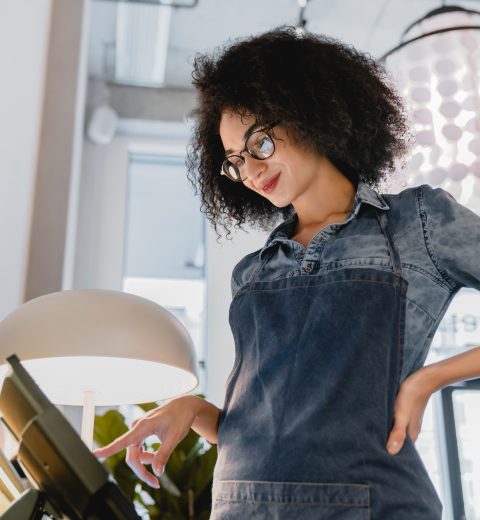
[296,0,310,34]
[381,5,480,208]
[95,0,198,7]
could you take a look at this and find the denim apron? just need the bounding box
[210,209,443,519]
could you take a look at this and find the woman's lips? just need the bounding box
[262,173,280,194]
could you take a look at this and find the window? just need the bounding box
[122,152,206,392]
[416,287,480,519]
[441,379,480,520]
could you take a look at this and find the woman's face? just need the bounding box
[219,110,326,208]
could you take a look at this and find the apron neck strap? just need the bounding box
[375,208,403,278]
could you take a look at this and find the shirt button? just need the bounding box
[303,265,312,273]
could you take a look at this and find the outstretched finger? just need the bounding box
[93,421,150,458]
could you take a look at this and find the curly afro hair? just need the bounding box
[186,26,409,237]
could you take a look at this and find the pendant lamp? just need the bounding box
[382,5,480,210]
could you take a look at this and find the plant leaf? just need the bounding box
[158,472,181,497]
[137,401,159,413]
[94,410,129,469]
[112,460,138,502]
[190,446,217,498]
[175,428,200,456]
[94,409,128,445]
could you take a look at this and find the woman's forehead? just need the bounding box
[219,111,258,149]
[220,110,256,130]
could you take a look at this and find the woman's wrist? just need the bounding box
[174,394,204,413]
[175,395,221,444]
[414,358,467,395]
[414,346,480,395]
[407,364,442,397]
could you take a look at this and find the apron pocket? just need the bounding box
[211,480,370,520]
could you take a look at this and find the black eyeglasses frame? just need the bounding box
[221,121,280,182]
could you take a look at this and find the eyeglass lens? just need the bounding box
[222,129,275,181]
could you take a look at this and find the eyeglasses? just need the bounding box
[221,122,279,182]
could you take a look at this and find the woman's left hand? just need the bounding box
[386,367,434,455]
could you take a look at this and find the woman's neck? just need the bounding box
[292,162,357,231]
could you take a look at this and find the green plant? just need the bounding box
[94,400,217,520]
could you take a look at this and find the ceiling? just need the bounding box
[88,0,480,89]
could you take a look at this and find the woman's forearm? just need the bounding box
[181,395,222,444]
[419,345,480,393]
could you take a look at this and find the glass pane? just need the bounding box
[415,397,445,498]
[124,154,204,281]
[122,153,206,392]
[417,287,480,518]
[123,277,205,363]
[453,390,480,520]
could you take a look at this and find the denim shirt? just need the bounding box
[231,182,480,382]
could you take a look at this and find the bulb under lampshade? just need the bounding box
[0,290,199,406]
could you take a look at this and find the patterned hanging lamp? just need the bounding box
[382,5,480,210]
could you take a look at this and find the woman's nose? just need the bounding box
[242,154,267,183]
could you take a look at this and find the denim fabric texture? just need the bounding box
[211,481,370,519]
[210,182,480,519]
[231,182,480,383]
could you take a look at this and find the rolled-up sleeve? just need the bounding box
[420,184,480,291]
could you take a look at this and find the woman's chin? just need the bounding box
[266,194,291,208]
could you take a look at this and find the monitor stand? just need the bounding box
[1,488,60,519]
[2,480,141,520]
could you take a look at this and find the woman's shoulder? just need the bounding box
[379,183,460,216]
[381,182,477,218]
[384,183,480,289]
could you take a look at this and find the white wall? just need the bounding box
[0,0,52,319]
[25,0,89,300]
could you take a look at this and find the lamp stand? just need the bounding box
[81,390,95,450]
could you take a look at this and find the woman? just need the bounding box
[95,28,480,518]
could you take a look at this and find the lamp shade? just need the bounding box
[0,290,199,406]
[382,6,480,209]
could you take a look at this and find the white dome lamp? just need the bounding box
[381,4,480,209]
[0,290,199,449]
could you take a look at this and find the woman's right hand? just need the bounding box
[93,395,203,488]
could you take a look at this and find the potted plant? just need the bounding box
[94,400,217,520]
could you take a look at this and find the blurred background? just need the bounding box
[1,0,480,518]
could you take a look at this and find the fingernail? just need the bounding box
[388,441,399,454]
[153,465,164,477]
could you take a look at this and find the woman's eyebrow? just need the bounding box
[224,122,261,156]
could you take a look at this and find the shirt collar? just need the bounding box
[262,180,390,249]
[354,181,390,214]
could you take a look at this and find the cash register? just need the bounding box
[0,355,140,519]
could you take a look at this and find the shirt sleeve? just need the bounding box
[420,184,480,291]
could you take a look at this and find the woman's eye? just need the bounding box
[229,156,243,168]
[253,136,274,157]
